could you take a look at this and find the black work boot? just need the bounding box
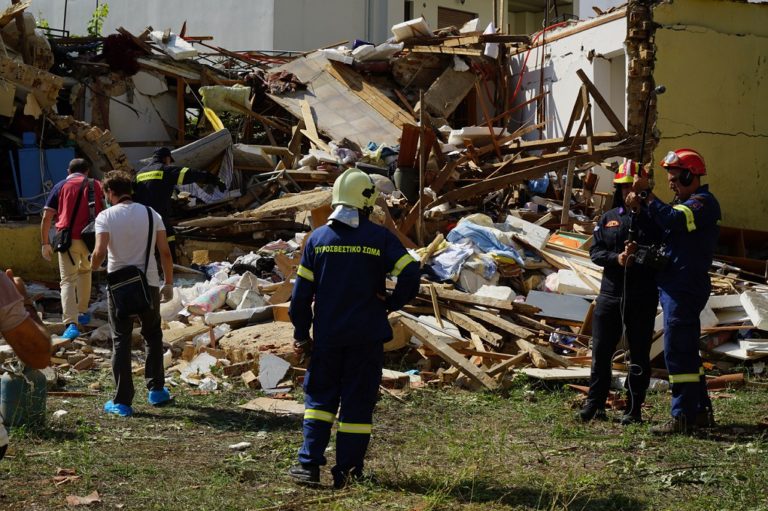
[288,463,320,485]
[332,466,366,489]
[650,415,694,436]
[620,412,643,426]
[620,394,644,426]
[694,409,716,428]
[578,401,608,422]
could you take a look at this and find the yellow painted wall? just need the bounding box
[652,0,768,230]
[0,223,60,282]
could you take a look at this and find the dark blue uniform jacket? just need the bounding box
[590,205,662,298]
[133,159,218,238]
[290,217,420,349]
[647,185,721,294]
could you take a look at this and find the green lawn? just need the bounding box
[1,371,767,510]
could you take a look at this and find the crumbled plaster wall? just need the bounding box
[651,0,768,230]
[507,13,628,193]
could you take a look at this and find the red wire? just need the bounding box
[510,21,571,106]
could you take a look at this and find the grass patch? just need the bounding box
[1,373,767,510]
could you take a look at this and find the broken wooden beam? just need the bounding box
[576,68,629,138]
[487,353,529,377]
[415,285,539,315]
[442,309,503,348]
[459,307,535,341]
[516,339,572,368]
[426,142,641,209]
[400,316,499,390]
[411,46,483,56]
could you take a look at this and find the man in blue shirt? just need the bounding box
[630,148,721,435]
[288,168,419,488]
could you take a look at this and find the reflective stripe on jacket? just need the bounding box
[289,217,419,348]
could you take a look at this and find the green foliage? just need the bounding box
[86,3,109,37]
[35,12,50,30]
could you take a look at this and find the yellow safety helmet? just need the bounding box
[332,168,379,213]
[614,159,643,184]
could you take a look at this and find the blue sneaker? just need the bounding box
[77,312,91,326]
[62,323,80,340]
[148,388,172,406]
[104,400,133,417]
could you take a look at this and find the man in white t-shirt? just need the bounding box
[90,171,174,417]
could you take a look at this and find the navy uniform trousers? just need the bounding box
[660,288,713,420]
[588,293,658,412]
[299,343,384,478]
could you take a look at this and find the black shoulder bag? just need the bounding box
[80,179,97,252]
[106,207,154,318]
[52,177,88,254]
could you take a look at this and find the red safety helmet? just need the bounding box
[613,159,644,184]
[659,148,706,176]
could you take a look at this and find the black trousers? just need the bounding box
[586,293,658,413]
[108,286,165,406]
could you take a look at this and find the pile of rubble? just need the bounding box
[1,5,767,411]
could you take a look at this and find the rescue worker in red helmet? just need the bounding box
[629,148,721,434]
[288,168,420,488]
[580,159,662,425]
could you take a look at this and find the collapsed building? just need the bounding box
[0,0,767,401]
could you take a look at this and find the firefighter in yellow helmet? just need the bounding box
[288,168,419,488]
[579,159,663,425]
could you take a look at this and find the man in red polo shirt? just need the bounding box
[40,159,104,340]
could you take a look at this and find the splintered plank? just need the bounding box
[442,35,481,46]
[0,0,30,28]
[399,159,461,235]
[299,99,323,150]
[419,285,539,315]
[576,68,628,138]
[522,366,597,380]
[411,46,483,56]
[487,352,529,377]
[515,339,572,368]
[326,62,415,129]
[400,317,499,390]
[426,142,641,209]
[460,307,534,340]
[240,397,304,416]
[442,309,503,348]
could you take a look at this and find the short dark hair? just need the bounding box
[102,170,133,197]
[153,147,173,161]
[68,158,90,174]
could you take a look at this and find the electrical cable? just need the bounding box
[509,21,570,108]
[615,85,666,419]
[619,249,643,419]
